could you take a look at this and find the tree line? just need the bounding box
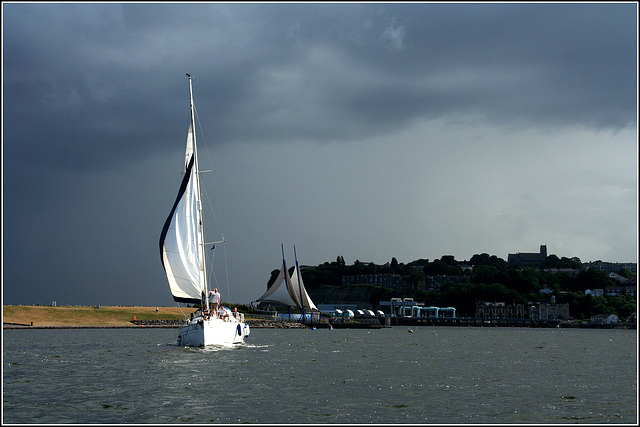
[267,253,636,320]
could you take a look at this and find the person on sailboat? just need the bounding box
[220,305,229,321]
[210,288,221,317]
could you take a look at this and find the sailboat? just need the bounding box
[255,245,318,322]
[159,74,250,346]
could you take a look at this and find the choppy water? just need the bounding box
[2,326,637,424]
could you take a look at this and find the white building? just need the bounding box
[590,314,618,324]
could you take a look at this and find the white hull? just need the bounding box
[177,316,250,347]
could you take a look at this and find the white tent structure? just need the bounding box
[255,245,318,319]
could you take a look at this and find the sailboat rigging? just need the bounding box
[159,74,249,346]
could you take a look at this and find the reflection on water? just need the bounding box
[3,327,637,423]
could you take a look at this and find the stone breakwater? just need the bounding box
[246,320,308,328]
[131,319,180,326]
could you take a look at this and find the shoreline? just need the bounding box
[3,324,177,329]
[2,305,378,329]
[2,319,310,330]
[4,322,633,330]
[4,305,634,330]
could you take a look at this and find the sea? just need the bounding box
[2,326,637,424]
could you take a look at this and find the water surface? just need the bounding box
[3,326,637,423]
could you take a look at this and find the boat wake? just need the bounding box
[169,342,270,352]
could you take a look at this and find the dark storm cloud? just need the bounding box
[3,3,636,173]
[2,2,637,306]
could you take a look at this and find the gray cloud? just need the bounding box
[2,2,636,306]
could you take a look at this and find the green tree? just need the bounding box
[519,268,541,294]
[606,295,636,318]
[574,268,615,292]
[545,254,561,268]
[404,269,426,287]
[423,258,463,276]
[435,281,476,317]
[473,265,499,284]
[469,253,507,269]
[616,268,633,279]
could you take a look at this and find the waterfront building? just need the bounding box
[379,297,420,316]
[379,298,456,318]
[529,302,570,320]
[475,301,526,319]
[396,305,457,318]
[590,314,619,324]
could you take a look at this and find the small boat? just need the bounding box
[159,74,249,346]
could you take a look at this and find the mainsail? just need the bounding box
[159,76,206,305]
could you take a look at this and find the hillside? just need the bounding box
[291,255,636,319]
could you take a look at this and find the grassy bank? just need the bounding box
[2,305,199,327]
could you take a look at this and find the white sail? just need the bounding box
[184,122,194,169]
[159,132,203,303]
[290,264,318,311]
[255,261,301,308]
[159,75,206,305]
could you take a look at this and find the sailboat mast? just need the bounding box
[281,243,287,278]
[281,244,290,320]
[187,73,209,310]
[294,245,306,321]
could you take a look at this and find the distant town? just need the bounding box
[257,245,637,328]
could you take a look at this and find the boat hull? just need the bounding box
[177,317,250,346]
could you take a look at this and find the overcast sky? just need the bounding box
[2,2,637,307]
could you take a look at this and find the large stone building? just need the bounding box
[507,245,547,268]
